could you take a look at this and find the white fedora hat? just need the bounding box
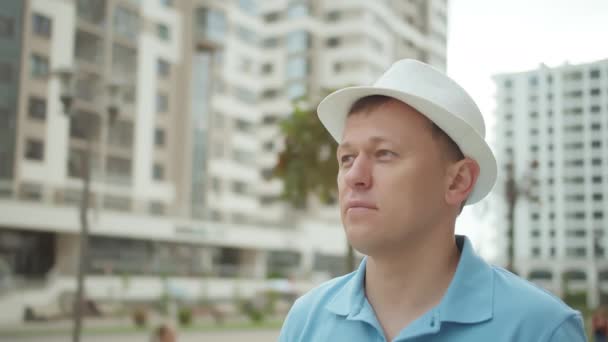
[317,59,497,205]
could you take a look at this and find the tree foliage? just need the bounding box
[273,102,338,209]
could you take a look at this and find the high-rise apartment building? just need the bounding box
[0,0,447,323]
[493,58,608,308]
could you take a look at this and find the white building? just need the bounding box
[0,0,447,323]
[493,59,608,308]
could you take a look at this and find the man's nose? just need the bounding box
[344,155,372,189]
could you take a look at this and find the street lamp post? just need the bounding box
[54,67,125,342]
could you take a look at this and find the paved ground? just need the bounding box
[3,329,280,342]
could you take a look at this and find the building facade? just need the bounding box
[493,58,608,308]
[0,0,447,323]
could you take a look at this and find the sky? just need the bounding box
[446,0,608,262]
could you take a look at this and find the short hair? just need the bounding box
[347,95,468,211]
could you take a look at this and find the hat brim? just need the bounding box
[317,86,497,205]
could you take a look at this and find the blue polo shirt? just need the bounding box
[279,235,586,341]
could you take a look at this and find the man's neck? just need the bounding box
[364,229,461,340]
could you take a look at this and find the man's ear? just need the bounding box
[445,158,480,207]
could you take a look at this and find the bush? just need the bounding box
[240,299,265,323]
[178,307,193,326]
[132,308,148,328]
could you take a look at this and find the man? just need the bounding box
[279,59,586,341]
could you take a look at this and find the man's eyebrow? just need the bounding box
[338,136,392,151]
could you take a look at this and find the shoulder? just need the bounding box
[279,272,355,341]
[490,266,586,340]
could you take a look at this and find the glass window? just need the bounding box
[157,23,170,41]
[196,8,226,42]
[75,30,103,64]
[154,128,165,146]
[287,3,309,18]
[70,111,101,140]
[112,43,137,78]
[287,82,306,100]
[0,62,13,83]
[286,30,309,54]
[590,69,600,78]
[237,25,257,45]
[157,58,170,78]
[30,54,49,78]
[0,15,14,38]
[232,180,247,194]
[160,0,173,7]
[106,156,132,185]
[25,139,44,161]
[286,56,308,79]
[32,13,52,38]
[238,0,256,15]
[156,92,169,112]
[234,87,256,104]
[153,163,164,180]
[28,97,46,120]
[77,0,106,26]
[149,201,165,215]
[107,119,133,149]
[263,37,279,48]
[113,6,139,42]
[103,195,131,211]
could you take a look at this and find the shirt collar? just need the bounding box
[325,235,494,324]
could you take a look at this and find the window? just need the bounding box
[103,195,131,211]
[326,10,341,21]
[153,163,164,180]
[529,76,538,86]
[0,15,14,38]
[234,87,256,104]
[326,37,341,47]
[237,26,256,45]
[238,0,256,15]
[154,128,165,147]
[106,157,132,184]
[286,31,309,54]
[232,181,247,194]
[591,88,601,96]
[149,201,165,215]
[286,56,308,79]
[25,139,44,160]
[28,97,46,120]
[157,23,170,41]
[592,140,602,148]
[113,6,139,42]
[196,8,226,42]
[0,62,12,83]
[19,182,42,201]
[157,58,170,78]
[32,13,52,38]
[592,176,602,184]
[287,2,309,18]
[233,149,253,164]
[234,118,251,132]
[531,247,540,257]
[590,69,600,78]
[30,54,49,78]
[160,0,173,7]
[287,82,306,99]
[112,43,136,78]
[77,0,106,26]
[70,111,101,140]
[156,92,168,112]
[263,37,279,48]
[593,193,603,201]
[591,123,601,131]
[264,12,280,22]
[107,120,133,149]
[76,30,103,65]
[591,105,601,113]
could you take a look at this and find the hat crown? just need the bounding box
[374,59,486,138]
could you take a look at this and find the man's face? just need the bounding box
[337,100,451,256]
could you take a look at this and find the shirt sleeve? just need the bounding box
[548,313,588,342]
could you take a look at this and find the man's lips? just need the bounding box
[345,200,378,211]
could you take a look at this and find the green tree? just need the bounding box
[272,101,357,273]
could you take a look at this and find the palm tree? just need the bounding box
[272,101,357,273]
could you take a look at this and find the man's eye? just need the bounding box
[376,150,395,159]
[340,155,354,165]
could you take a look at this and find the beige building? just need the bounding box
[0,0,448,324]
